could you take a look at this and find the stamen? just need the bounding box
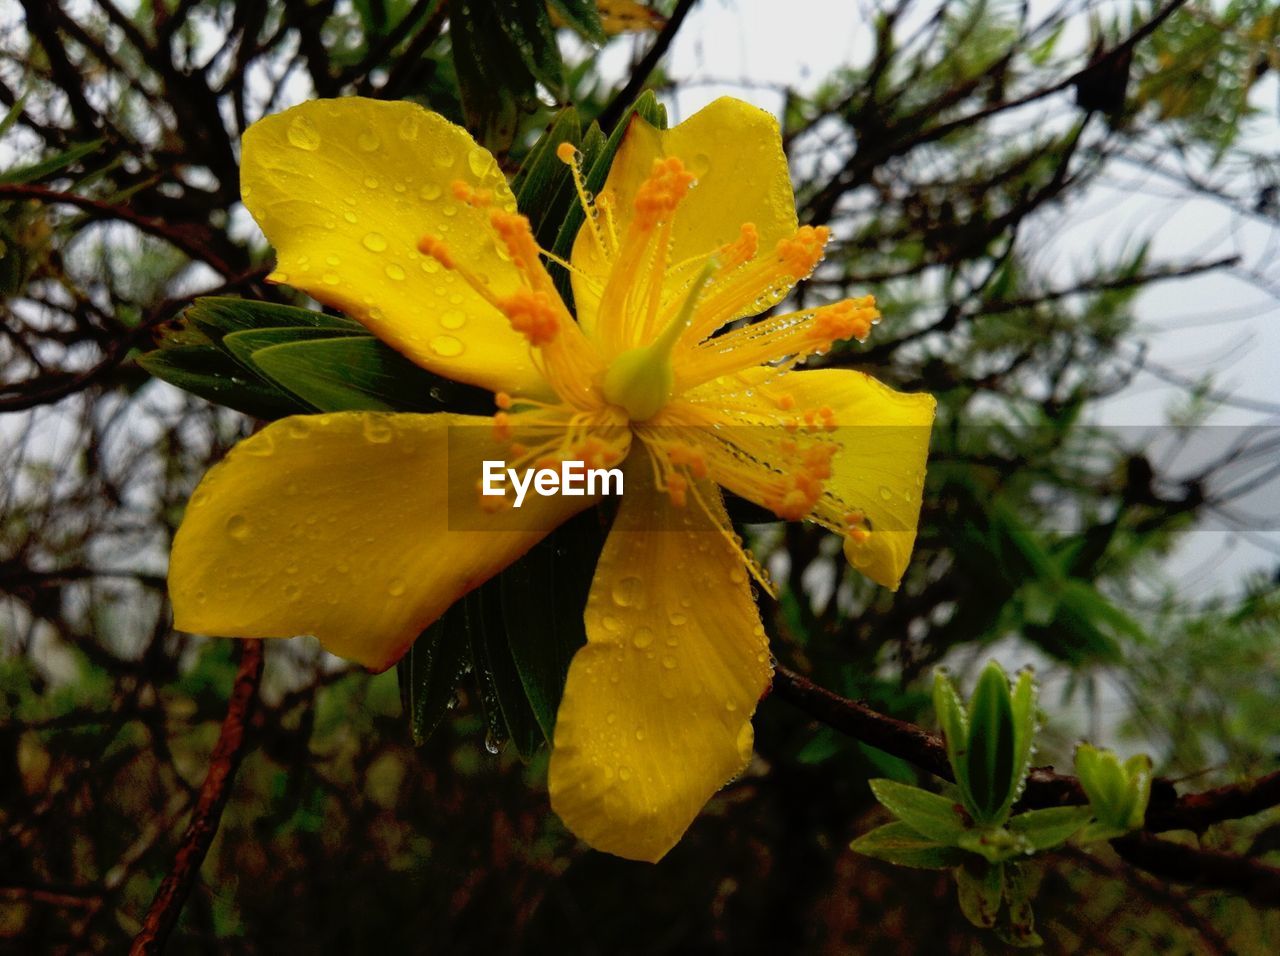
[557,141,608,256]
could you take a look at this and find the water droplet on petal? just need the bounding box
[357,129,380,151]
[484,731,501,755]
[266,270,289,283]
[878,485,894,501]
[398,114,421,141]
[434,150,455,169]
[322,272,339,285]
[601,614,622,633]
[430,334,463,357]
[419,183,442,201]
[618,766,633,782]
[661,655,678,670]
[363,176,379,189]
[467,147,493,177]
[439,309,466,330]
[286,115,322,150]
[363,418,393,443]
[362,232,388,252]
[668,611,688,626]
[388,578,406,597]
[631,626,654,649]
[343,210,358,224]
[385,263,406,281]
[612,575,643,608]
[226,514,250,540]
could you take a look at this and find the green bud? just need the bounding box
[1074,744,1152,840]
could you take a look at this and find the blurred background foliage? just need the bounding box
[2,0,1279,952]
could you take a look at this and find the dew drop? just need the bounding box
[618,766,633,782]
[484,731,501,755]
[434,150,455,169]
[467,147,492,177]
[441,203,458,217]
[729,566,747,584]
[286,115,322,151]
[878,485,894,501]
[631,626,654,649]
[362,232,388,252]
[635,729,646,741]
[388,578,407,597]
[419,183,442,201]
[343,210,358,224]
[225,514,250,541]
[363,176,379,189]
[266,270,289,284]
[322,272,340,285]
[612,575,643,607]
[430,334,463,357]
[602,614,622,633]
[398,114,421,141]
[283,582,301,600]
[439,309,466,330]
[385,263,406,281]
[363,418,393,443]
[325,254,341,266]
[661,655,678,670]
[668,610,688,626]
[357,129,380,151]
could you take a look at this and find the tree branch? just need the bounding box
[129,640,263,956]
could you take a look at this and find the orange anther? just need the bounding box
[555,142,578,164]
[495,391,513,410]
[417,235,455,269]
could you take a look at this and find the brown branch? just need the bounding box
[597,0,699,133]
[130,640,263,956]
[771,665,1280,904]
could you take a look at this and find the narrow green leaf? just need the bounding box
[1001,667,1039,820]
[499,508,604,738]
[1005,805,1091,850]
[0,139,103,185]
[466,582,544,759]
[966,661,1016,824]
[998,862,1043,948]
[221,326,366,368]
[932,669,971,808]
[513,107,584,248]
[849,821,969,870]
[186,296,362,344]
[397,604,471,746]
[868,779,970,844]
[547,0,608,43]
[137,346,311,419]
[248,336,478,413]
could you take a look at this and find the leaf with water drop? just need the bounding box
[397,603,472,747]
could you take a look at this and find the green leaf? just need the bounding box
[547,0,608,43]
[965,661,1017,824]
[513,107,584,247]
[849,821,970,870]
[1002,667,1039,820]
[998,862,1043,948]
[499,508,603,738]
[465,583,545,759]
[955,860,1003,928]
[1074,744,1152,838]
[397,604,471,746]
[868,778,970,843]
[185,296,362,344]
[221,326,366,368]
[1006,805,1091,850]
[0,139,103,185]
[933,669,971,803]
[137,346,310,419]
[248,335,476,413]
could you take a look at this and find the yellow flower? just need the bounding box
[169,96,935,862]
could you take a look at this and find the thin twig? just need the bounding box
[130,640,264,956]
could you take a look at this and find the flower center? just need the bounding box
[601,258,717,421]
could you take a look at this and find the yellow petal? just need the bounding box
[549,458,772,862]
[778,369,935,589]
[242,98,545,396]
[169,413,590,670]
[571,97,798,328]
